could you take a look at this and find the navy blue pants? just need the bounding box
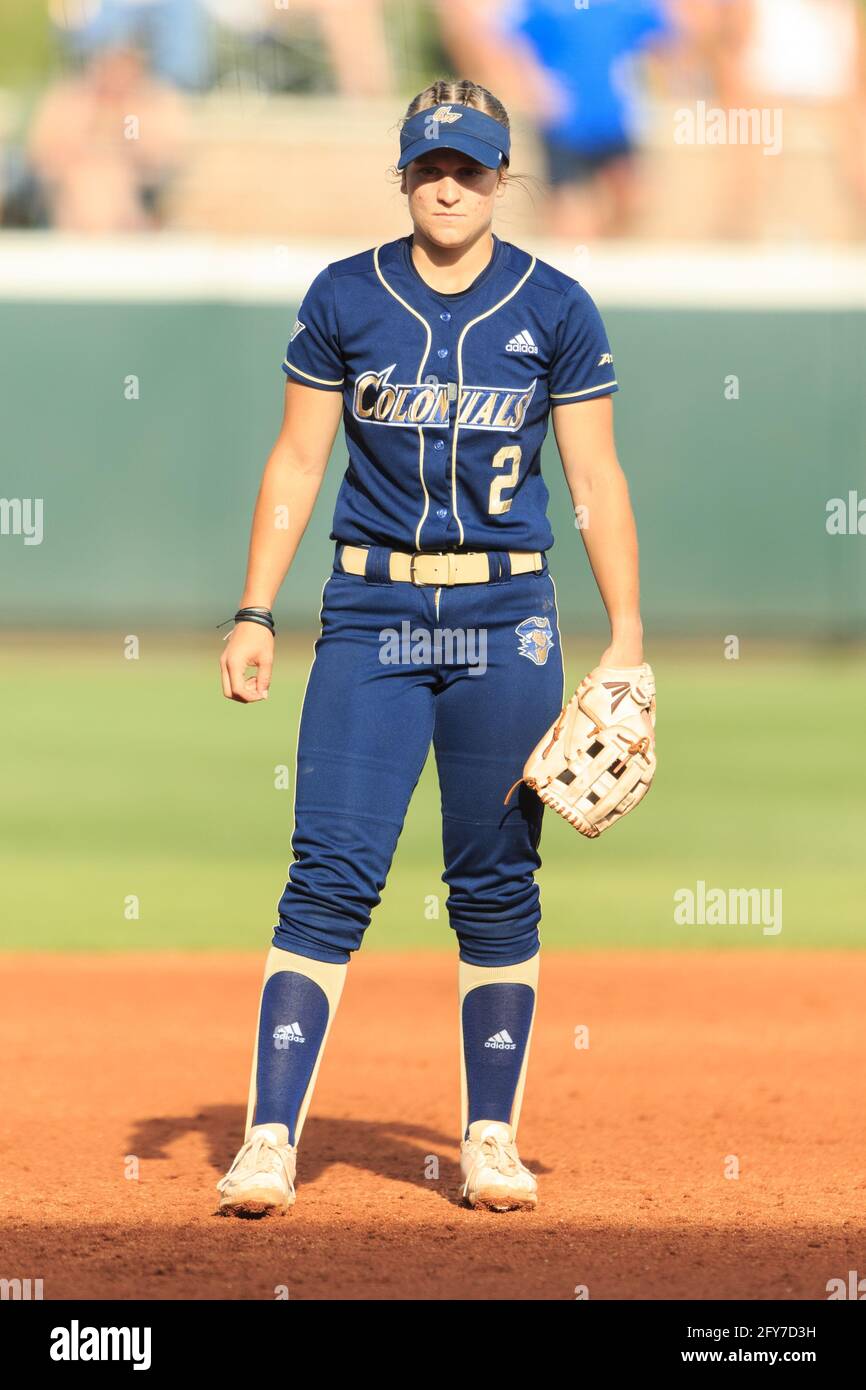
[274,546,564,967]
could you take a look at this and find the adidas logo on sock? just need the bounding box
[273,1021,305,1047]
[485,1029,517,1050]
[505,330,538,354]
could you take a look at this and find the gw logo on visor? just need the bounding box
[431,105,463,124]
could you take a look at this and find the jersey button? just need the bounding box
[437,348,449,358]
[433,440,444,450]
[436,508,449,518]
[440,311,451,322]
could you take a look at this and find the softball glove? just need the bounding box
[511,663,656,839]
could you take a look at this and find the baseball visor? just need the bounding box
[397,104,510,171]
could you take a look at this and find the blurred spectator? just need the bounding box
[269,0,395,97]
[437,0,674,238]
[173,0,397,97]
[719,0,866,239]
[27,45,187,233]
[52,0,215,92]
[54,0,396,98]
[661,0,735,96]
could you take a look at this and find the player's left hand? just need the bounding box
[598,634,644,668]
[516,660,657,838]
[596,638,654,748]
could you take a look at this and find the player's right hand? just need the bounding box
[220,623,274,703]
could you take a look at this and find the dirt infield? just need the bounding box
[1,951,863,1301]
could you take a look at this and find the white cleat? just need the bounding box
[216,1123,297,1218]
[460,1120,538,1212]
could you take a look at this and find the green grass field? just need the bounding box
[1,635,863,952]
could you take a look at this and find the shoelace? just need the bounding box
[480,1135,523,1176]
[465,1134,528,1185]
[216,1134,295,1193]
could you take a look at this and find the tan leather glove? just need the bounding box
[510,663,656,839]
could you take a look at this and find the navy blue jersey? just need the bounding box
[282,233,617,553]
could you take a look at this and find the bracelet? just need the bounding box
[216,606,276,636]
[234,612,276,634]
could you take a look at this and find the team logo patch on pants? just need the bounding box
[515,616,555,666]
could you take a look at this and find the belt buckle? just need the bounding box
[409,552,432,586]
[409,551,456,586]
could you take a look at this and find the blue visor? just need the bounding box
[397,103,510,171]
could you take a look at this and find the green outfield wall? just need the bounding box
[2,283,864,637]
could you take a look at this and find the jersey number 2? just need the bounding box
[488,446,521,516]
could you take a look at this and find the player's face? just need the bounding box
[401,148,503,250]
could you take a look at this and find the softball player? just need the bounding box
[216,78,645,1216]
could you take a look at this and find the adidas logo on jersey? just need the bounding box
[506,330,538,354]
[485,1029,517,1050]
[597,352,613,365]
[273,1021,305,1047]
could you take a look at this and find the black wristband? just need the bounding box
[234,612,275,634]
[217,607,276,635]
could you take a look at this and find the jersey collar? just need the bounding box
[399,233,505,304]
